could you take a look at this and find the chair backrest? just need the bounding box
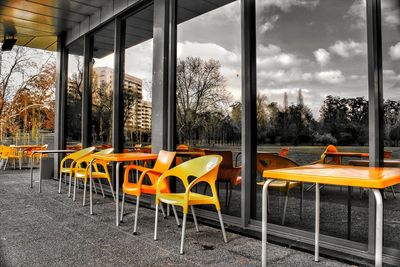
[153,150,176,173]
[321,144,340,164]
[169,155,223,183]
[204,150,234,169]
[279,148,289,157]
[96,148,114,155]
[176,144,189,151]
[256,153,298,173]
[65,147,96,161]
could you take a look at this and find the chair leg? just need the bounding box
[108,179,115,200]
[160,203,166,218]
[68,174,72,197]
[133,196,140,235]
[73,177,77,201]
[180,213,187,255]
[58,171,63,194]
[64,173,67,184]
[282,190,289,225]
[300,184,304,220]
[154,203,159,241]
[99,180,105,198]
[171,205,181,227]
[391,186,396,199]
[217,210,228,243]
[203,184,209,195]
[191,206,199,232]
[83,179,87,206]
[93,180,98,194]
[120,192,125,222]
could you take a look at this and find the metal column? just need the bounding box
[54,32,68,175]
[151,0,173,153]
[366,0,383,255]
[241,0,257,226]
[82,34,94,148]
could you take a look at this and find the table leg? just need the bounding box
[262,179,274,267]
[30,153,36,189]
[315,182,320,262]
[372,189,383,267]
[89,159,94,215]
[38,154,43,193]
[347,186,352,240]
[116,162,120,226]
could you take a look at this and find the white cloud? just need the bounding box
[315,70,345,84]
[260,15,280,33]
[383,69,400,81]
[313,48,330,66]
[389,42,400,60]
[257,44,305,69]
[382,1,400,27]
[259,0,320,12]
[329,39,366,58]
[345,0,366,29]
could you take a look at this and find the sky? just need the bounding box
[88,0,400,118]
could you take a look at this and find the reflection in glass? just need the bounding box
[255,0,369,243]
[176,0,242,217]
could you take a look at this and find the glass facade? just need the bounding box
[382,0,400,251]
[254,0,369,244]
[66,38,84,146]
[176,0,242,217]
[124,6,154,149]
[59,0,400,264]
[91,22,115,146]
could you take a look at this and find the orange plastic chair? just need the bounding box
[278,148,289,157]
[121,150,178,234]
[58,147,96,196]
[154,155,227,254]
[73,148,114,205]
[176,144,189,151]
[204,150,241,208]
[256,153,303,225]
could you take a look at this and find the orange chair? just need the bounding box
[204,150,241,208]
[1,146,23,170]
[278,148,289,157]
[257,153,303,225]
[121,150,179,234]
[176,144,189,151]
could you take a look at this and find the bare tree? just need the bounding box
[176,56,231,144]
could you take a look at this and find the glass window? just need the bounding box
[382,0,400,251]
[124,5,154,150]
[66,38,84,147]
[255,0,369,244]
[92,22,115,146]
[176,0,242,217]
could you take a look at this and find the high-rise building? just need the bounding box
[93,66,151,133]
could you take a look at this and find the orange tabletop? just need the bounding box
[349,159,400,168]
[324,151,369,158]
[263,163,400,189]
[91,152,158,162]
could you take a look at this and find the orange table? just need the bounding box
[262,164,400,267]
[89,153,158,225]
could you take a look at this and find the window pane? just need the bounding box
[67,38,84,146]
[255,0,369,244]
[92,22,115,146]
[176,0,242,217]
[124,6,154,149]
[382,0,400,251]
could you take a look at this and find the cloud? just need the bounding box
[313,48,330,66]
[257,44,305,69]
[315,70,345,84]
[383,69,400,81]
[260,15,280,33]
[259,0,320,12]
[381,1,400,27]
[345,0,366,29]
[329,39,366,58]
[389,42,400,60]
